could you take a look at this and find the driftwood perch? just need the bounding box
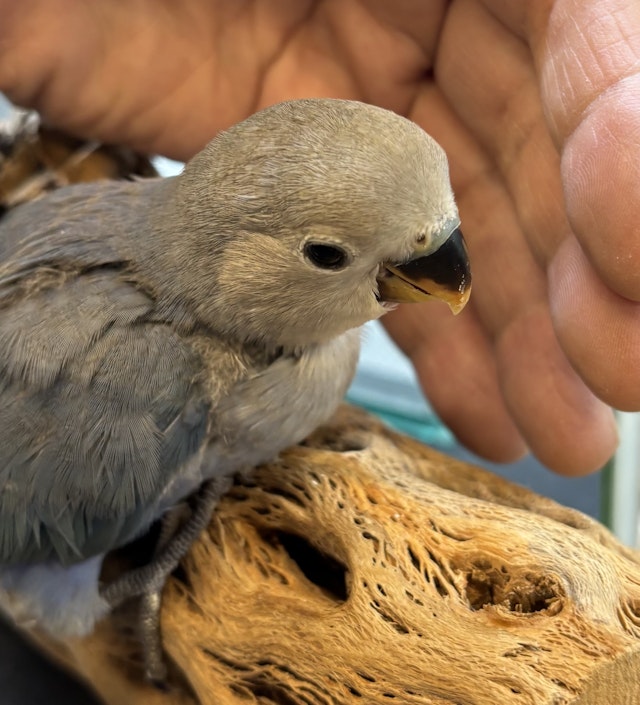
[18,406,640,705]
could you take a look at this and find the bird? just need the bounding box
[0,98,471,682]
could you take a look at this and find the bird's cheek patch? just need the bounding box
[216,236,293,296]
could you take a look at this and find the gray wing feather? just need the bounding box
[0,269,209,565]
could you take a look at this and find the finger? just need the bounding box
[550,236,640,410]
[435,0,640,418]
[383,302,528,464]
[495,302,618,475]
[477,0,640,303]
[409,84,617,473]
[436,0,568,266]
[560,81,640,301]
[535,0,640,301]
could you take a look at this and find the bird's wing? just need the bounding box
[0,269,210,565]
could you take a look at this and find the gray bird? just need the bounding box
[0,99,470,680]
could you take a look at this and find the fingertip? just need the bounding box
[448,422,529,466]
[561,76,640,300]
[549,236,640,410]
[538,405,618,477]
[496,302,619,476]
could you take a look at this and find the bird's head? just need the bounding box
[162,99,471,348]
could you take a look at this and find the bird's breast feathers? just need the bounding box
[202,328,362,475]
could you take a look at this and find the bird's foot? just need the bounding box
[100,479,221,685]
[138,589,168,687]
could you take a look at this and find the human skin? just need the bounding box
[1,0,638,475]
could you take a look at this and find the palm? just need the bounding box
[2,0,638,473]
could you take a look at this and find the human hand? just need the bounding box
[1,0,636,474]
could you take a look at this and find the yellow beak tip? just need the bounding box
[448,286,472,315]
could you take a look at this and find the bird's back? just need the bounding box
[0,179,213,565]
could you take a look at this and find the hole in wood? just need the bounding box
[261,530,349,602]
[465,562,564,614]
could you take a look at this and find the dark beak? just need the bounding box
[377,227,471,314]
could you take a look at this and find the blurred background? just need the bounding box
[1,94,638,704]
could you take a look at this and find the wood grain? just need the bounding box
[21,406,640,705]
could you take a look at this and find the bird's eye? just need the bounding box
[304,242,349,270]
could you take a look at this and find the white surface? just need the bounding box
[613,412,640,547]
[153,156,183,177]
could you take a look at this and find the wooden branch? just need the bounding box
[18,406,640,705]
[0,110,156,209]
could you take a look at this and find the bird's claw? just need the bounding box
[99,479,222,684]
